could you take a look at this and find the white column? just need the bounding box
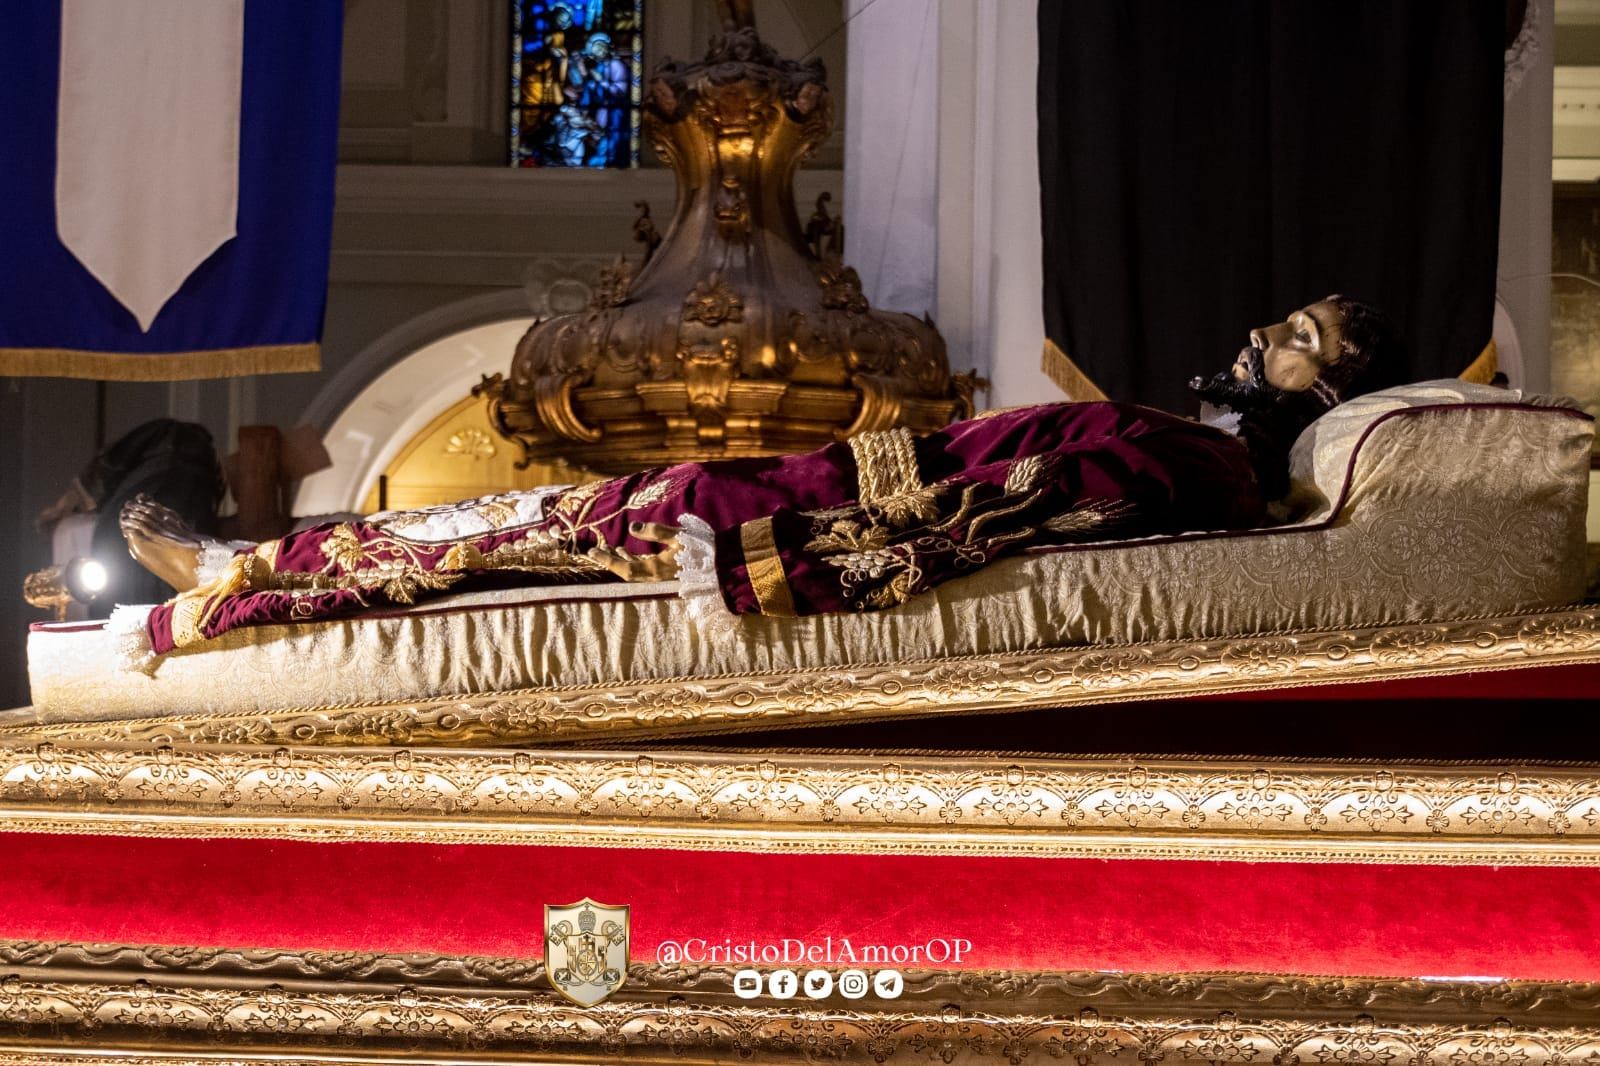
[1499,0,1554,392]
[966,0,1049,409]
[932,0,1051,408]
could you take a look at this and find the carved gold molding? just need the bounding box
[7,742,1600,863]
[2,941,1600,1064]
[7,606,1598,749]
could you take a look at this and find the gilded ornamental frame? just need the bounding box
[3,609,1598,1062]
[0,602,1596,863]
[3,941,1600,1065]
[5,740,1600,865]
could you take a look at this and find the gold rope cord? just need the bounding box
[849,426,922,505]
[0,342,319,381]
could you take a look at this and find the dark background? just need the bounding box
[1039,1,1507,410]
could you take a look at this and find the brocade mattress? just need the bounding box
[24,382,1596,722]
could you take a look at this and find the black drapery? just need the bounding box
[1038,1,1505,411]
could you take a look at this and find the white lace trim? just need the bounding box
[675,513,741,641]
[1198,402,1243,437]
[109,604,156,674]
[195,539,251,585]
[369,486,573,543]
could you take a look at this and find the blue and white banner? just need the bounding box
[0,0,342,380]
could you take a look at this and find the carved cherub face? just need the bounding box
[793,81,824,116]
[648,78,678,114]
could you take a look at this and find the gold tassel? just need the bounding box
[168,552,272,649]
[1041,338,1109,401]
[1458,338,1498,385]
[439,542,485,571]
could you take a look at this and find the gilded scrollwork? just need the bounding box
[486,26,967,474]
[5,740,1600,863]
[3,944,1600,1063]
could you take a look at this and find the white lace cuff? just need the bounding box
[675,513,740,639]
[195,539,254,585]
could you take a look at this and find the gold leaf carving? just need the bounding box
[2,741,1600,865]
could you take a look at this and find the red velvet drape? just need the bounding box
[2,834,1596,980]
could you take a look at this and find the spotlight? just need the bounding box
[22,556,109,622]
[68,558,109,600]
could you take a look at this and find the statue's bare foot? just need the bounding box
[120,496,205,592]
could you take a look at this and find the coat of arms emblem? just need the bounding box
[544,899,630,1006]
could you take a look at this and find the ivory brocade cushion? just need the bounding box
[23,381,1595,721]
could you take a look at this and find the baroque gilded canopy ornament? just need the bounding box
[478,18,977,474]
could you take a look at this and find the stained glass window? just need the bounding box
[511,0,643,168]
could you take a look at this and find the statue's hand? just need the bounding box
[585,521,681,582]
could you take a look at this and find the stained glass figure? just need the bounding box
[511,0,642,168]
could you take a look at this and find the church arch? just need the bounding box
[292,292,535,516]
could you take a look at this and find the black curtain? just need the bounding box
[1038,1,1505,411]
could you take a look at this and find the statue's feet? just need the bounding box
[119,496,205,592]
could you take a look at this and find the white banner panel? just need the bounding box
[56,0,244,332]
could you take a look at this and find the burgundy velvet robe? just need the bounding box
[144,402,1263,654]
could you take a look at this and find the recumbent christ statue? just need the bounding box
[118,297,1398,658]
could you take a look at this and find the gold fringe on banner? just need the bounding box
[1458,338,1499,385]
[1041,337,1108,401]
[0,342,320,382]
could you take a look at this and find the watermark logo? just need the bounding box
[545,899,629,1006]
[802,969,833,998]
[729,967,903,1000]
[733,969,763,999]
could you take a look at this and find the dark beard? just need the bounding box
[1189,346,1274,411]
[1188,346,1326,501]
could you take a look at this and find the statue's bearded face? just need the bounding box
[1247,300,1349,393]
[1191,299,1352,411]
[1189,295,1392,499]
